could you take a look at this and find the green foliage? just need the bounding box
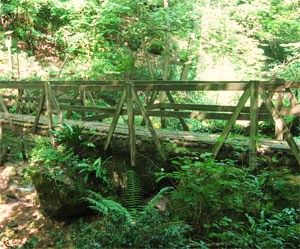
[122,169,144,214]
[28,137,110,193]
[157,154,300,248]
[77,157,110,185]
[85,190,131,223]
[52,122,96,157]
[76,189,191,249]
[208,208,300,249]
[0,131,29,164]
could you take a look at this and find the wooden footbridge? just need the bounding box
[0,79,299,167]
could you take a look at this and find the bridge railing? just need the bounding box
[0,80,299,166]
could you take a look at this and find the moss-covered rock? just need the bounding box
[31,170,89,218]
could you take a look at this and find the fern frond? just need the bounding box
[85,190,131,222]
[123,170,144,214]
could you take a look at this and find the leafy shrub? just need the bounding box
[52,123,96,158]
[157,154,300,248]
[208,208,300,249]
[28,137,111,193]
[71,189,191,249]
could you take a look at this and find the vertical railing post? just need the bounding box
[274,92,284,140]
[126,83,136,166]
[249,81,259,168]
[80,91,86,120]
[45,82,53,131]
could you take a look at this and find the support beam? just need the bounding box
[0,94,14,130]
[130,83,165,160]
[104,87,127,151]
[274,92,284,140]
[126,83,136,166]
[259,85,300,165]
[249,81,259,168]
[47,83,63,124]
[32,91,45,133]
[45,82,53,131]
[212,85,250,159]
[165,91,189,131]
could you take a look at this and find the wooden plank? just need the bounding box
[53,85,124,92]
[135,83,250,92]
[259,85,300,165]
[104,87,127,151]
[212,85,250,159]
[165,91,189,131]
[146,103,262,113]
[0,84,43,89]
[249,81,259,168]
[84,113,114,121]
[143,110,271,121]
[32,92,45,133]
[126,83,136,166]
[3,95,39,102]
[59,105,117,114]
[57,98,81,104]
[10,102,38,109]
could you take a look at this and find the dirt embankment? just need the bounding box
[0,162,66,249]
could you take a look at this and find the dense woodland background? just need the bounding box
[0,1,300,249]
[0,0,300,81]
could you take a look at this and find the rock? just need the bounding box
[30,167,108,219]
[31,171,88,218]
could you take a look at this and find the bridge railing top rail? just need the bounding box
[0,80,299,91]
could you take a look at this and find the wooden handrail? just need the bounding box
[0,79,298,166]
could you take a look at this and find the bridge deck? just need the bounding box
[1,112,299,167]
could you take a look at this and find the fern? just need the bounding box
[122,170,144,214]
[85,190,131,222]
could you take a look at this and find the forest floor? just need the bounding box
[0,162,67,249]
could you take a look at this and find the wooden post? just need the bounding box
[141,88,158,126]
[126,83,136,166]
[249,81,259,168]
[130,83,165,159]
[45,82,53,131]
[259,85,300,165]
[80,91,86,120]
[104,87,127,151]
[0,95,15,131]
[32,91,45,133]
[274,92,284,140]
[212,85,250,159]
[48,83,63,124]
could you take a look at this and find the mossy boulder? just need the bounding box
[31,169,89,218]
[30,165,109,219]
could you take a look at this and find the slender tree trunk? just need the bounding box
[160,0,170,128]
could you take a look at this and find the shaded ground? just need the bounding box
[0,162,67,249]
